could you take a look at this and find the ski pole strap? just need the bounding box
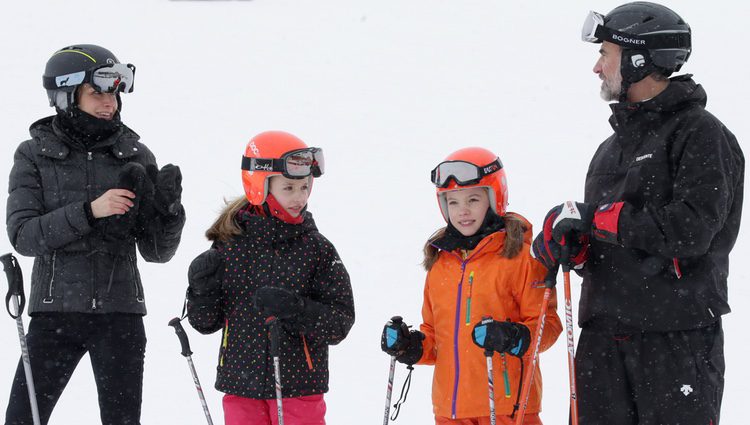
[1,253,25,319]
[169,317,193,357]
[510,357,525,419]
[390,365,414,421]
[180,294,189,320]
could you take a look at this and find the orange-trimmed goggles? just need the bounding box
[241,148,324,179]
[431,158,502,188]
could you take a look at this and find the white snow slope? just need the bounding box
[0,1,747,423]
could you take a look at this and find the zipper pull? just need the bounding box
[465,271,474,326]
[87,152,93,161]
[501,353,512,398]
[91,298,97,310]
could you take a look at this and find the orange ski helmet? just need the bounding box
[431,147,508,222]
[241,131,324,205]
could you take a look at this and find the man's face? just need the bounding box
[593,41,623,101]
[77,83,118,120]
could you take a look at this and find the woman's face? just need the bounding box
[268,175,311,217]
[444,187,490,236]
[77,83,118,120]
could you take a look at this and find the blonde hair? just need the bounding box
[421,214,527,271]
[205,197,250,243]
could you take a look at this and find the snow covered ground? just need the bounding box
[0,0,747,423]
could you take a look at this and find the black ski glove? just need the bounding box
[101,163,154,239]
[381,316,425,365]
[147,163,182,216]
[187,249,223,297]
[253,286,307,320]
[472,318,531,358]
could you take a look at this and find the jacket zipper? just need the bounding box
[220,319,229,366]
[445,239,493,419]
[451,261,467,419]
[672,258,682,279]
[88,151,97,310]
[128,254,144,302]
[42,251,57,303]
[501,353,512,398]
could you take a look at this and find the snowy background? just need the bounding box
[0,0,747,423]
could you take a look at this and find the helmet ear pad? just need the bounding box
[620,49,656,85]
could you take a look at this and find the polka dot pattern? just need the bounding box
[188,210,354,399]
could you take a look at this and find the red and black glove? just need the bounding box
[532,202,591,270]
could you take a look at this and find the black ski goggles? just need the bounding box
[241,147,325,179]
[430,158,503,188]
[44,63,136,94]
[581,10,690,49]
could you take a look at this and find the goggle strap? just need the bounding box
[241,156,285,172]
[594,26,691,49]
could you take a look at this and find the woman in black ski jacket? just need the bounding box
[5,44,185,425]
[187,131,354,425]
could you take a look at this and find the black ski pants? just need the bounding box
[575,320,724,425]
[5,313,146,425]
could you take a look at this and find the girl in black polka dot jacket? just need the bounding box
[186,131,354,424]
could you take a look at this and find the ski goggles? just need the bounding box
[581,10,691,49]
[241,147,325,178]
[43,63,136,94]
[430,158,502,188]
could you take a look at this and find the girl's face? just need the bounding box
[77,83,118,120]
[268,175,311,217]
[445,187,490,237]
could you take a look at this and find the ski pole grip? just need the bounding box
[168,317,193,357]
[561,240,571,273]
[544,264,559,289]
[1,253,25,319]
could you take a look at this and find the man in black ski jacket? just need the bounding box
[5,44,185,425]
[532,3,743,424]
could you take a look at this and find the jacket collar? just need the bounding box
[608,75,707,137]
[237,206,318,245]
[434,212,534,261]
[29,115,142,160]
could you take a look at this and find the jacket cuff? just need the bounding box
[592,202,624,244]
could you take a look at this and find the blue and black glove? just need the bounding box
[381,316,424,365]
[472,317,530,357]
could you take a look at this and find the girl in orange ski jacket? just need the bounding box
[382,147,561,425]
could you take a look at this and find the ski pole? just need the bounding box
[168,317,214,425]
[514,266,556,425]
[478,317,497,425]
[560,243,580,425]
[265,317,285,425]
[382,315,403,425]
[1,253,41,425]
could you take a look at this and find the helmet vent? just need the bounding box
[642,16,654,23]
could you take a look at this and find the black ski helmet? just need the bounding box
[42,44,135,111]
[582,2,691,88]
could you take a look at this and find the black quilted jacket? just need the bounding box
[6,115,185,315]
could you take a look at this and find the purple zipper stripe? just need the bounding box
[451,262,466,418]
[439,238,493,419]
